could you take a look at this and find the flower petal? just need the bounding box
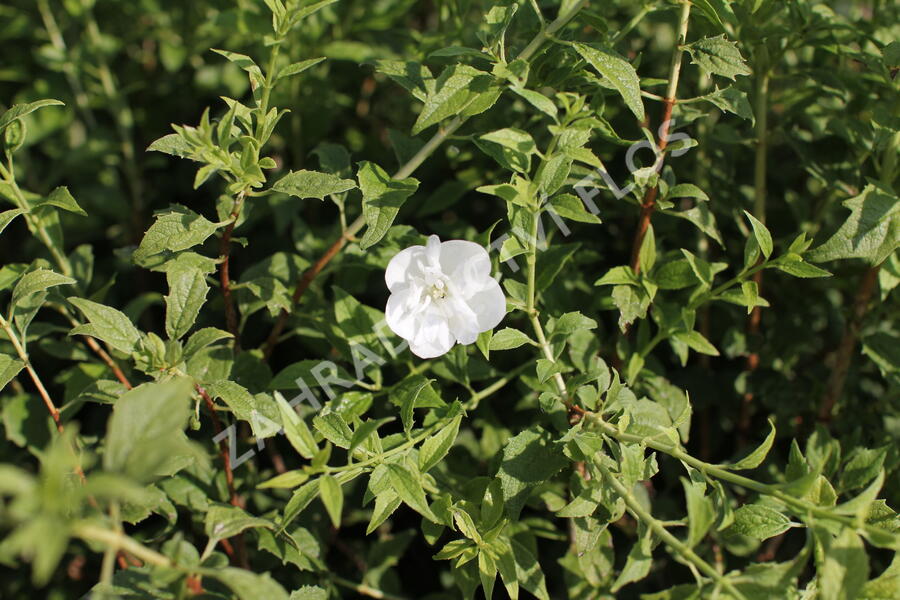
[466,278,506,332]
[439,240,491,290]
[385,245,425,291]
[385,287,420,340]
[408,309,455,359]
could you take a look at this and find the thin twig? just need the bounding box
[195,384,247,567]
[629,0,692,274]
[0,314,63,433]
[220,193,245,351]
[817,265,880,422]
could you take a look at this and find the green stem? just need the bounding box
[332,576,409,600]
[587,414,900,545]
[1,161,72,276]
[518,0,589,61]
[753,70,770,223]
[595,461,749,600]
[610,3,654,45]
[99,502,120,588]
[74,523,173,568]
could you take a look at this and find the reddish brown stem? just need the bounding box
[630,98,676,274]
[196,384,247,566]
[220,195,244,352]
[818,265,880,422]
[81,336,132,389]
[262,228,353,360]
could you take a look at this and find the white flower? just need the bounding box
[385,235,506,359]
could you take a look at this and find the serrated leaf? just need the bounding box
[729,504,792,540]
[488,328,534,351]
[68,297,142,354]
[686,35,751,80]
[385,462,440,523]
[0,99,64,132]
[133,207,222,264]
[412,64,500,134]
[744,211,773,259]
[573,43,645,121]
[276,57,326,80]
[11,269,75,308]
[807,184,899,266]
[498,426,567,519]
[205,504,274,544]
[0,354,25,393]
[0,209,26,236]
[418,414,462,473]
[318,474,343,527]
[164,265,209,340]
[272,170,356,200]
[727,418,775,470]
[357,161,419,250]
[147,133,193,158]
[210,568,289,600]
[33,187,87,216]
[103,379,194,481]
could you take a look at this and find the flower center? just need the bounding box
[428,279,447,300]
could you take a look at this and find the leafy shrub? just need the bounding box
[0,0,898,598]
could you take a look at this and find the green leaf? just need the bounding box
[133,206,222,264]
[729,504,792,540]
[205,381,282,439]
[498,426,567,519]
[511,538,549,600]
[0,354,25,393]
[412,64,501,134]
[818,528,869,600]
[668,202,724,246]
[391,375,440,434]
[0,209,26,236]
[474,128,536,173]
[68,297,142,354]
[385,462,440,523]
[357,161,419,250]
[509,87,557,119]
[639,224,657,273]
[211,568,290,600]
[744,211,773,259]
[103,379,195,481]
[682,477,715,548]
[572,43,645,121]
[271,169,357,200]
[183,327,233,358]
[611,521,653,591]
[276,57,326,80]
[11,269,75,308]
[0,99,64,132]
[772,254,831,278]
[418,414,462,473]
[211,49,262,76]
[697,85,753,121]
[489,328,534,351]
[807,184,899,266]
[673,330,719,357]
[147,133,193,158]
[164,265,209,340]
[205,504,274,545]
[548,193,601,224]
[727,418,775,470]
[312,412,353,448]
[32,187,87,216]
[685,35,751,80]
[274,392,318,459]
[290,586,328,600]
[318,474,344,527]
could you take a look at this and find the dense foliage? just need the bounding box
[0,0,898,598]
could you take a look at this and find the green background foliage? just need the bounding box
[0,0,898,598]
